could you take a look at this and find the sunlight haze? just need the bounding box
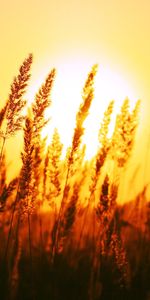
[0,0,150,194]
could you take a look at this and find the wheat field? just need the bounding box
[0,54,149,300]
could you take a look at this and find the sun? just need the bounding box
[26,58,139,160]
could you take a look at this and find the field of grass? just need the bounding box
[0,54,150,300]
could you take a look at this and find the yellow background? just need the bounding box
[0,0,150,200]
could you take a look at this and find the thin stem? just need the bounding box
[39,208,44,254]
[4,179,20,261]
[0,137,6,167]
[9,209,22,300]
[28,211,33,268]
[51,167,70,260]
[76,185,96,251]
[27,211,35,300]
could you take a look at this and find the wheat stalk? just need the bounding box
[31,69,56,204]
[5,54,33,137]
[0,102,8,128]
[52,64,98,259]
[32,68,56,137]
[77,101,114,250]
[0,54,33,166]
[111,99,140,168]
[46,128,63,203]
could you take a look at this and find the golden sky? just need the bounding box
[1,0,150,101]
[1,0,150,191]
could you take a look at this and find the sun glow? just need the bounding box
[26,59,139,160]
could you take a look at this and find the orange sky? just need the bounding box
[0,0,150,101]
[1,0,150,195]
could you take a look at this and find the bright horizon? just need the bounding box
[35,61,139,159]
[1,0,150,103]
